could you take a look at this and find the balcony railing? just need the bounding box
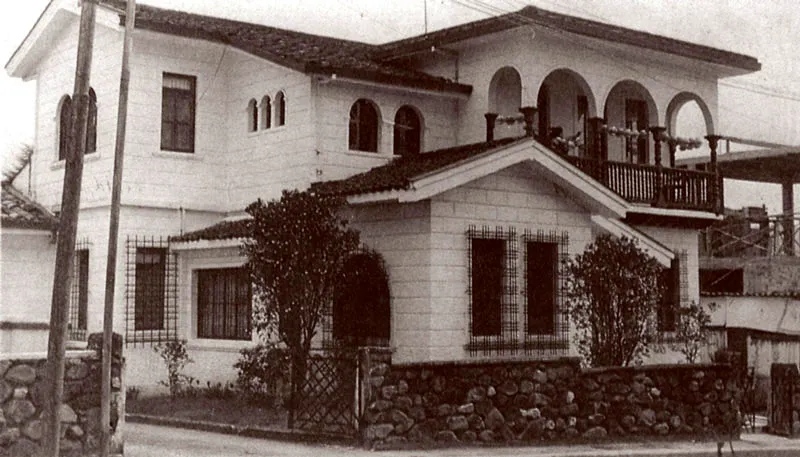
[700,214,800,257]
[563,155,721,212]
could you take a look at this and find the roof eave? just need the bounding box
[305,64,472,96]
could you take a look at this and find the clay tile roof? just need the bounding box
[169,219,252,243]
[100,0,471,95]
[1,183,58,231]
[312,137,524,197]
[373,5,760,73]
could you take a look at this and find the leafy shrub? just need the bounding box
[153,339,194,397]
[205,381,238,400]
[234,344,290,406]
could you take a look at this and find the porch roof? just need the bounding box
[1,183,58,231]
[373,5,760,73]
[94,1,472,96]
[169,219,250,243]
[677,146,800,184]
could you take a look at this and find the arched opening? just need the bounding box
[247,98,258,132]
[667,95,713,164]
[58,95,72,161]
[603,80,658,164]
[536,69,596,156]
[488,67,522,115]
[393,105,422,157]
[260,95,271,129]
[275,91,286,126]
[86,88,97,154]
[333,251,390,347]
[348,99,380,152]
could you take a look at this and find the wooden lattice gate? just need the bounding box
[292,350,360,436]
[770,363,799,437]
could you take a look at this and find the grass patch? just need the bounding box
[128,395,288,429]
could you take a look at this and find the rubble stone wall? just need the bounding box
[362,357,740,449]
[0,334,124,457]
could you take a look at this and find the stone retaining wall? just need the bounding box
[0,333,124,457]
[362,357,740,449]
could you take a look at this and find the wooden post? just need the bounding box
[650,126,666,205]
[484,112,498,142]
[667,140,677,168]
[44,1,97,456]
[782,179,795,256]
[100,1,135,456]
[706,134,722,214]
[588,117,605,161]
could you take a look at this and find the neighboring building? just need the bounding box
[4,0,762,386]
[1,182,58,353]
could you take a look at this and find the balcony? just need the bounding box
[563,155,722,212]
[700,212,800,257]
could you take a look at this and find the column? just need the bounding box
[484,113,498,142]
[782,179,795,255]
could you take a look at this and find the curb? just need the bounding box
[125,413,359,446]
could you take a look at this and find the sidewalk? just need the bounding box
[127,414,800,457]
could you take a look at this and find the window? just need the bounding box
[275,91,286,126]
[348,99,379,152]
[68,247,89,341]
[261,95,272,129]
[526,242,557,334]
[247,99,258,132]
[658,257,680,332]
[625,99,648,164]
[161,73,196,152]
[134,247,167,331]
[699,268,744,294]
[197,268,252,340]
[86,88,97,154]
[393,106,421,157]
[471,238,504,336]
[58,96,72,161]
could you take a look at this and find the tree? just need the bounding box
[564,234,665,367]
[1,144,33,184]
[241,189,360,412]
[670,301,718,363]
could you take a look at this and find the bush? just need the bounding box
[234,344,291,406]
[153,339,194,397]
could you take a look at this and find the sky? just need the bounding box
[1,0,798,213]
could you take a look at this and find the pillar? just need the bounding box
[519,106,537,138]
[782,179,795,255]
[484,113,498,143]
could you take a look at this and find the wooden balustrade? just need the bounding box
[563,155,718,212]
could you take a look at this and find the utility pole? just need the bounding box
[101,1,135,455]
[44,1,97,456]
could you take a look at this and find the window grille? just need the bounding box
[522,230,569,357]
[125,236,178,347]
[197,268,252,341]
[68,239,91,341]
[467,225,518,356]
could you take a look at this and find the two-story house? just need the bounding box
[3,0,760,387]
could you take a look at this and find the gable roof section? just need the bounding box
[97,0,470,95]
[1,183,58,231]
[373,5,760,73]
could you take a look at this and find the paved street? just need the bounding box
[126,422,800,457]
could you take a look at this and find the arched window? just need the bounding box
[488,67,522,115]
[247,99,258,132]
[393,105,421,156]
[260,95,271,130]
[275,91,286,126]
[86,88,97,154]
[348,99,379,152]
[58,95,72,161]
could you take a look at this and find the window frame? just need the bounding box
[134,247,167,331]
[196,267,252,341]
[160,73,196,153]
[393,105,422,157]
[348,99,380,153]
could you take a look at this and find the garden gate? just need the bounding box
[292,350,360,437]
[770,363,799,437]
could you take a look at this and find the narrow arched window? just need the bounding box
[349,99,379,152]
[85,88,97,154]
[247,99,258,132]
[393,105,421,157]
[275,91,286,126]
[58,95,73,161]
[261,95,271,130]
